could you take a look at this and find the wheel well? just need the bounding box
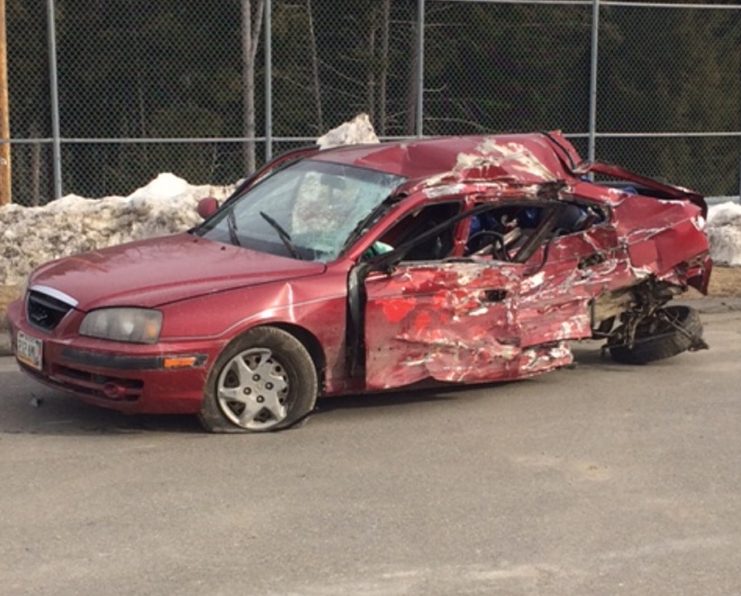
[269,323,327,385]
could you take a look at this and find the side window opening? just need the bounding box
[464,201,608,260]
[367,203,462,262]
[465,205,543,260]
[553,202,606,237]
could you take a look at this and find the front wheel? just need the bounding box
[199,326,318,433]
[608,305,705,365]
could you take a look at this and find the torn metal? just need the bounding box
[9,130,712,418]
[340,131,711,390]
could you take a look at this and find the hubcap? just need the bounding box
[216,348,290,430]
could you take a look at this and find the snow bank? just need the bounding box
[5,111,735,292]
[0,114,382,287]
[316,113,379,149]
[0,174,233,286]
[707,202,741,267]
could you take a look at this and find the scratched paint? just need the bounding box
[12,131,712,419]
[359,132,710,392]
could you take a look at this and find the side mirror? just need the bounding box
[196,197,220,220]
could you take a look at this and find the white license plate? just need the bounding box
[16,331,43,371]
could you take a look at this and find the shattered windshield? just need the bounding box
[197,160,404,261]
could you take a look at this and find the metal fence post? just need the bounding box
[0,0,12,205]
[588,0,600,165]
[416,0,425,138]
[47,0,62,199]
[264,0,272,163]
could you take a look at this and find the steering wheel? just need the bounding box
[466,231,508,260]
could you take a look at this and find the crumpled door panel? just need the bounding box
[364,259,583,390]
[364,262,523,389]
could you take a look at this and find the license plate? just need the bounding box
[16,331,43,371]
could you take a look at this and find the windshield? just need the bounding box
[196,160,405,261]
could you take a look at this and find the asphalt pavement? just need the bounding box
[1,304,741,595]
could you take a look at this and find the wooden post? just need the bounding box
[0,0,11,205]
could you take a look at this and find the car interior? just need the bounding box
[367,200,607,265]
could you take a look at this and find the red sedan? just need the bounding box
[7,132,711,432]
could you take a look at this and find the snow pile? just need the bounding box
[316,113,379,149]
[0,114,385,288]
[707,201,741,266]
[0,174,233,286]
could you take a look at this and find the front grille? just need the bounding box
[27,290,73,331]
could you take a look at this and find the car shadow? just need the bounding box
[2,381,492,437]
[2,344,646,436]
[315,384,465,414]
[0,389,204,436]
[571,346,618,368]
[569,344,680,371]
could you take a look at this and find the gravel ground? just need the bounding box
[707,266,741,297]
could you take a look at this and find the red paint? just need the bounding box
[7,132,711,415]
[31,233,326,310]
[381,298,417,324]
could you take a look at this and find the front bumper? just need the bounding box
[6,299,223,414]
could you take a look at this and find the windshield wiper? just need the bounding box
[227,210,241,247]
[259,211,301,259]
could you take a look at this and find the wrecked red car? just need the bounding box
[7,132,711,432]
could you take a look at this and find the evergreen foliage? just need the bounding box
[6,0,741,202]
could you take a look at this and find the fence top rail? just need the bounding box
[594,131,741,138]
[3,131,741,144]
[603,1,741,8]
[436,0,741,8]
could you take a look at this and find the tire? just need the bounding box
[609,305,703,365]
[199,326,318,433]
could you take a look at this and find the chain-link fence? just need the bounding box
[4,0,741,206]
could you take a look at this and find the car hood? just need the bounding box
[30,233,327,311]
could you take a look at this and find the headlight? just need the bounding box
[79,308,163,344]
